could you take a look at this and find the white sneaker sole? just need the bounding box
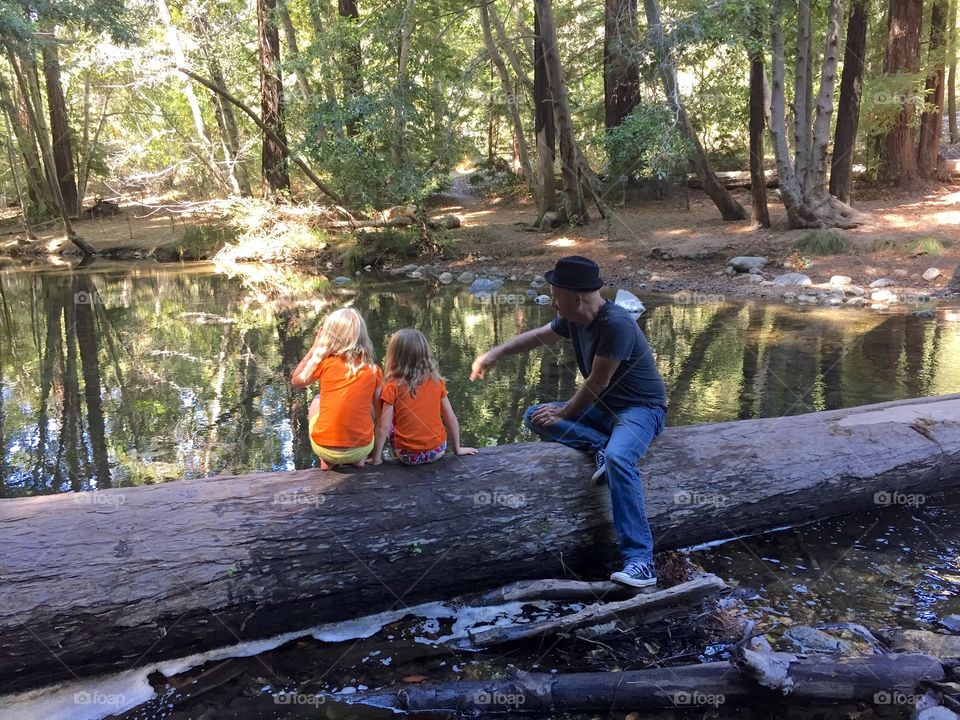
[610,571,657,589]
[590,465,606,482]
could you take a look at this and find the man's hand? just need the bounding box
[530,404,567,427]
[470,349,499,381]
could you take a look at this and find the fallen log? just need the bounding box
[1,394,959,693]
[469,574,727,646]
[339,653,945,712]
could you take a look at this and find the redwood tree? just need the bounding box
[604,0,640,129]
[257,0,290,197]
[40,36,79,216]
[880,0,923,185]
[917,0,949,176]
[830,0,869,202]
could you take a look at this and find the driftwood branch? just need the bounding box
[469,574,727,646]
[176,67,342,204]
[472,578,641,605]
[340,653,946,712]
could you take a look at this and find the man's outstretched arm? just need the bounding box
[470,323,562,381]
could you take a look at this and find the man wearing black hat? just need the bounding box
[470,255,667,588]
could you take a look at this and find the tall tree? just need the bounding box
[604,0,640,129]
[767,0,861,226]
[277,0,313,102]
[641,0,748,221]
[949,0,959,142]
[257,0,291,196]
[532,5,557,223]
[830,0,869,202]
[917,0,949,176]
[748,51,770,227]
[880,0,923,185]
[339,0,362,135]
[40,33,79,216]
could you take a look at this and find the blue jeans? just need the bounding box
[523,402,666,565]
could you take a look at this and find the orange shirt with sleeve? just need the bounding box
[380,377,447,452]
[310,356,382,448]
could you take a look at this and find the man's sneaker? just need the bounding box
[590,450,606,484]
[610,560,657,589]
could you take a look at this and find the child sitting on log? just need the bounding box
[372,329,477,465]
[291,307,382,470]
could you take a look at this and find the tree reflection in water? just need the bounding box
[0,265,956,496]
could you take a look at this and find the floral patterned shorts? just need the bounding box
[390,431,447,465]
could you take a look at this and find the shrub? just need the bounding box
[793,229,851,256]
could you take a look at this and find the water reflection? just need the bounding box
[0,263,958,496]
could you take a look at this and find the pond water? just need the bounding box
[2,262,959,718]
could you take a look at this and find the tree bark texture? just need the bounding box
[40,37,79,216]
[1,394,959,693]
[533,6,557,221]
[749,53,771,227]
[641,0,748,221]
[917,0,949,176]
[604,0,640,129]
[881,0,924,185]
[257,0,291,197]
[949,0,958,142]
[830,0,869,202]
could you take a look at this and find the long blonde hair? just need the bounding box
[314,308,375,371]
[384,329,441,394]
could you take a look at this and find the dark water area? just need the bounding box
[1,262,957,496]
[2,262,959,719]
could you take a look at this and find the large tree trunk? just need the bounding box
[803,0,844,195]
[604,0,640,129]
[880,0,924,185]
[830,0,869,202]
[533,0,588,224]
[533,5,557,222]
[257,0,291,197]
[641,0,748,221]
[1,394,959,693]
[917,0,949,176]
[793,0,814,183]
[40,35,79,216]
[0,75,51,216]
[949,0,958,142]
[749,51,770,227]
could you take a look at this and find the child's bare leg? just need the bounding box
[351,458,366,468]
[319,458,332,470]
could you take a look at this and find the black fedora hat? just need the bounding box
[544,255,604,292]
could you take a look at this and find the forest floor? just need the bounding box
[0,175,958,307]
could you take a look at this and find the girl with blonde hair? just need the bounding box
[291,308,381,470]
[372,329,477,465]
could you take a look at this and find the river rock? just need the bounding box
[728,256,767,273]
[893,268,908,277]
[333,276,351,285]
[846,296,866,307]
[883,629,960,658]
[844,285,866,297]
[923,267,942,282]
[870,278,895,288]
[438,272,454,284]
[534,295,551,305]
[773,273,813,286]
[784,626,851,654]
[913,309,936,319]
[823,296,844,306]
[470,278,503,292]
[723,266,736,276]
[525,289,537,298]
[941,614,960,633]
[748,273,764,283]
[829,275,852,287]
[457,271,475,284]
[871,289,898,303]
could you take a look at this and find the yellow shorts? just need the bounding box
[308,413,374,465]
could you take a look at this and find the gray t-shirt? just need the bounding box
[550,301,667,411]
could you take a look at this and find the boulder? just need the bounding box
[829,275,852,287]
[772,273,813,287]
[869,278,895,288]
[923,267,941,282]
[728,256,767,273]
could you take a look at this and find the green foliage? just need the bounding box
[597,102,692,180]
[911,237,951,255]
[793,230,851,256]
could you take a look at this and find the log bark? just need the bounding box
[830,0,869,203]
[343,654,945,712]
[1,394,959,692]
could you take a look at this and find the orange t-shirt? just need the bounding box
[310,356,382,448]
[380,377,447,452]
